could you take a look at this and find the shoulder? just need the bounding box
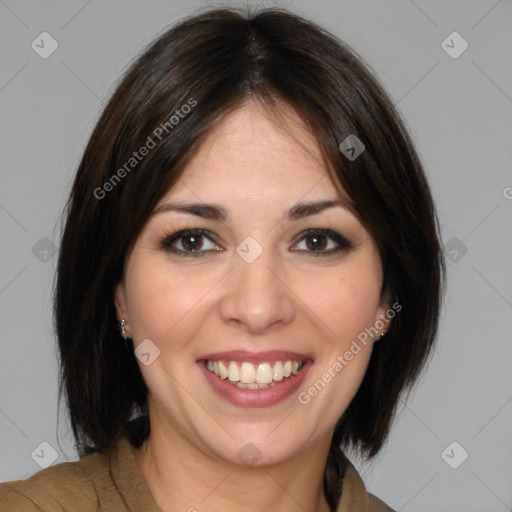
[339,450,395,512]
[0,448,110,512]
[368,492,396,512]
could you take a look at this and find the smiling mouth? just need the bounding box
[205,359,306,389]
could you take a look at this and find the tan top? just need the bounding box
[0,437,394,511]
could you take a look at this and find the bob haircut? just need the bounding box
[55,4,445,486]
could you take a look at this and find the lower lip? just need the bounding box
[198,360,313,408]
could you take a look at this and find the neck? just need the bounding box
[131,413,334,512]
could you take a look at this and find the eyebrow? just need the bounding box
[151,199,349,222]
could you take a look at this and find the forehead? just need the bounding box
[158,100,343,206]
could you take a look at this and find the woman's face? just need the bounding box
[115,100,389,466]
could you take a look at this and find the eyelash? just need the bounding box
[160,227,353,258]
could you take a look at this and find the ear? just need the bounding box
[114,281,129,323]
[374,288,393,338]
[375,301,391,337]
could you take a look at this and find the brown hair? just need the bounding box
[54,6,445,508]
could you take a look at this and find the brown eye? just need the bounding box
[161,229,222,257]
[292,229,353,257]
[181,234,203,251]
[305,234,328,251]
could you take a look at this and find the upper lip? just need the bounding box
[199,350,313,365]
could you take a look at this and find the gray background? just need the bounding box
[1,0,511,510]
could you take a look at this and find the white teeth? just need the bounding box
[256,363,273,384]
[272,361,284,381]
[228,361,240,382]
[236,382,265,389]
[218,361,228,379]
[240,362,256,383]
[206,359,305,386]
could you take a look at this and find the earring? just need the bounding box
[118,319,127,337]
[380,332,385,339]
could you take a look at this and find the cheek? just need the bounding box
[124,258,182,340]
[124,257,222,344]
[303,265,382,342]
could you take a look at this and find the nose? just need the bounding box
[218,245,296,334]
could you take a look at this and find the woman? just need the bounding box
[0,6,444,512]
